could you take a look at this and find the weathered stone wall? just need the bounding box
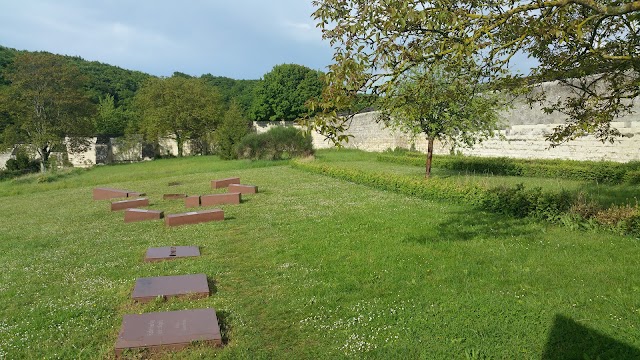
[273,79,640,162]
[0,150,12,170]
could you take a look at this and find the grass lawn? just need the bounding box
[0,154,639,359]
[317,149,640,207]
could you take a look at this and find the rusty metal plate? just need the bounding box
[165,209,224,227]
[132,274,209,303]
[114,308,222,356]
[227,184,257,194]
[163,194,188,200]
[201,193,241,206]
[111,198,149,211]
[124,209,164,223]
[211,177,240,189]
[185,195,201,208]
[144,246,200,262]
[93,187,129,200]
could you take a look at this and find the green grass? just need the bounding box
[0,154,639,359]
[317,149,640,207]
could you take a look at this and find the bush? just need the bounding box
[236,126,313,160]
[293,158,640,236]
[377,153,635,184]
[2,150,40,180]
[215,102,251,160]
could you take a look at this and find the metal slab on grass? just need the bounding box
[211,177,240,189]
[132,274,209,303]
[114,309,222,356]
[144,246,200,262]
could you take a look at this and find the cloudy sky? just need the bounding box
[0,0,333,79]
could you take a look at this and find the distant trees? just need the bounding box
[250,64,323,121]
[134,76,224,157]
[214,101,252,160]
[1,52,95,172]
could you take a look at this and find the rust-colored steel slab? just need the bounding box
[127,192,146,197]
[111,198,149,211]
[144,246,200,262]
[201,193,241,206]
[132,274,209,303]
[227,184,257,194]
[185,196,201,208]
[163,193,188,200]
[165,210,224,227]
[125,209,164,223]
[93,187,129,200]
[114,309,222,356]
[211,177,240,189]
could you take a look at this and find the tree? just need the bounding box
[378,65,506,178]
[134,76,224,157]
[1,52,95,172]
[94,94,130,136]
[250,64,323,121]
[214,101,251,160]
[310,0,640,146]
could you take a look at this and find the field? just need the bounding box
[0,151,639,359]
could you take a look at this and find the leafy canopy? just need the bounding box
[310,0,640,146]
[378,64,507,177]
[250,64,324,122]
[1,52,95,171]
[134,76,224,157]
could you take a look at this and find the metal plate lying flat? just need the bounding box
[201,193,241,206]
[163,193,188,200]
[114,308,222,356]
[111,198,150,211]
[144,246,200,262]
[125,209,164,223]
[165,209,224,226]
[93,187,130,200]
[227,184,257,194]
[211,177,240,189]
[132,274,209,303]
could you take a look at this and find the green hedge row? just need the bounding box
[377,154,640,184]
[292,160,640,236]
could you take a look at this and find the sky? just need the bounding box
[0,0,334,79]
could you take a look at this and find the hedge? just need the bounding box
[377,154,640,184]
[292,159,640,236]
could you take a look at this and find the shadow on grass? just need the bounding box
[207,278,218,295]
[403,209,537,244]
[216,310,233,345]
[543,314,640,359]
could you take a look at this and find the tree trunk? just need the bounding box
[176,134,183,157]
[425,137,434,179]
[38,147,49,173]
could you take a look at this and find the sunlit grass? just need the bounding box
[0,154,638,359]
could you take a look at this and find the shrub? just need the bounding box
[236,126,313,160]
[377,153,634,184]
[215,102,251,160]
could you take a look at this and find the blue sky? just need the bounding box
[0,0,333,79]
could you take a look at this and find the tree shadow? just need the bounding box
[215,309,233,345]
[402,209,538,244]
[207,278,218,295]
[543,314,640,359]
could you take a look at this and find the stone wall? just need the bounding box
[262,79,640,163]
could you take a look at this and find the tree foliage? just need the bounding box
[378,65,507,177]
[1,52,95,172]
[214,101,251,160]
[250,64,323,121]
[310,0,640,146]
[134,76,224,157]
[200,74,259,115]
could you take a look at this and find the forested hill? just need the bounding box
[0,45,260,137]
[0,45,152,109]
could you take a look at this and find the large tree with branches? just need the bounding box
[308,0,640,146]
